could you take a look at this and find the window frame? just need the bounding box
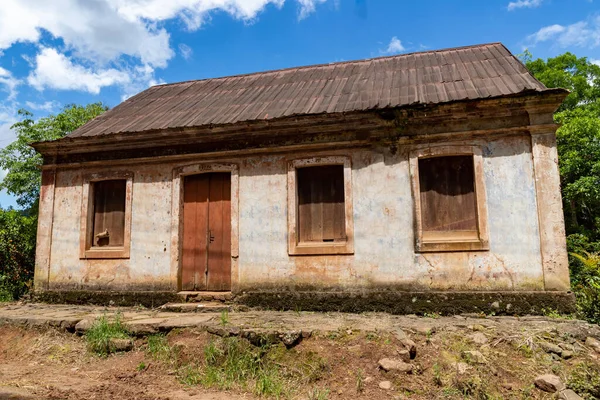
[79,171,133,259]
[409,146,489,253]
[287,156,354,256]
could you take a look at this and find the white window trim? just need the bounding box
[287,156,354,255]
[409,145,489,253]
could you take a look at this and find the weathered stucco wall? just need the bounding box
[42,133,547,293]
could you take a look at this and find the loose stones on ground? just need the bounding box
[534,374,565,393]
[378,358,413,373]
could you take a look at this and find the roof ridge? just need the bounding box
[154,42,505,88]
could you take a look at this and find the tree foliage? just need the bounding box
[0,103,107,209]
[0,103,107,300]
[525,52,600,322]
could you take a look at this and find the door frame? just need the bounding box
[171,163,239,292]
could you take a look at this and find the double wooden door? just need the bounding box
[181,173,231,291]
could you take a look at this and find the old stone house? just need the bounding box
[32,43,574,313]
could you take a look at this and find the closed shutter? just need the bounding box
[297,165,346,243]
[418,155,477,234]
[92,180,126,247]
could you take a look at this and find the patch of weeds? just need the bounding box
[520,384,535,399]
[137,362,146,371]
[542,308,575,320]
[441,387,461,397]
[147,334,174,363]
[365,331,379,342]
[432,363,443,386]
[0,286,12,302]
[355,369,364,393]
[307,387,329,400]
[453,373,500,400]
[199,337,290,398]
[178,363,202,386]
[220,310,229,326]
[424,312,441,319]
[85,314,131,356]
[567,362,600,400]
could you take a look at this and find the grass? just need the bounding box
[147,334,176,362]
[220,310,229,326]
[171,336,330,398]
[85,314,131,356]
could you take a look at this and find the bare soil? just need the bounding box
[0,318,599,400]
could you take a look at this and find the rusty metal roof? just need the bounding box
[68,43,548,138]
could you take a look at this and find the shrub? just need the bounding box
[569,251,600,324]
[0,208,36,301]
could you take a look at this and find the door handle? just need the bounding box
[209,230,215,244]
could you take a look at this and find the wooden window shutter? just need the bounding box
[297,165,346,243]
[92,180,126,247]
[418,156,477,235]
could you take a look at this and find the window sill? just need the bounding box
[82,247,130,259]
[417,238,489,253]
[289,241,354,256]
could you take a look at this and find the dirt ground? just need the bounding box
[1,315,600,400]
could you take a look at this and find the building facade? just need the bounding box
[31,43,574,313]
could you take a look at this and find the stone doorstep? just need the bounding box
[177,291,233,303]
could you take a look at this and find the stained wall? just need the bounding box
[39,133,552,293]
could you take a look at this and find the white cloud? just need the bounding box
[296,0,327,19]
[525,16,600,48]
[0,66,19,101]
[508,0,543,11]
[24,100,60,112]
[0,0,328,98]
[179,43,193,60]
[28,47,131,94]
[383,36,405,55]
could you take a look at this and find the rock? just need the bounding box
[540,341,563,355]
[533,374,565,393]
[450,362,470,375]
[561,350,574,359]
[74,318,93,333]
[109,338,133,352]
[396,349,411,362]
[585,337,600,353]
[278,330,302,347]
[400,338,417,359]
[461,350,487,364]
[558,389,584,400]
[379,381,392,390]
[378,358,414,373]
[394,328,408,340]
[413,324,436,336]
[469,332,488,345]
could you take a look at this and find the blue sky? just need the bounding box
[0,0,599,208]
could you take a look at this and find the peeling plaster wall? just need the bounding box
[43,134,545,292]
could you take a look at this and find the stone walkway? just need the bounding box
[1,302,600,343]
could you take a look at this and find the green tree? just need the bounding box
[525,52,600,322]
[522,51,600,112]
[524,53,600,248]
[0,103,107,300]
[0,103,107,209]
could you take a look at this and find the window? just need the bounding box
[80,172,133,259]
[288,157,354,255]
[91,180,126,247]
[410,147,488,252]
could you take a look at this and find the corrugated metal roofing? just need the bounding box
[68,43,548,138]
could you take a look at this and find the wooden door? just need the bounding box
[181,173,231,291]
